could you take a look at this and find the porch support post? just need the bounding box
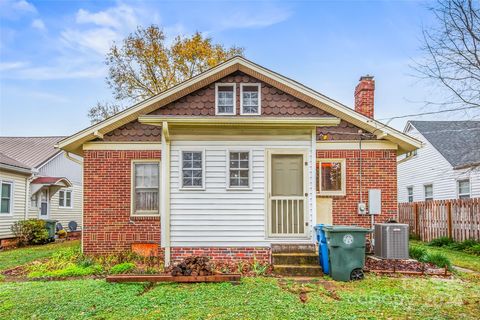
[310,128,317,240]
[161,121,172,266]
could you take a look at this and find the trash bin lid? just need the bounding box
[322,225,372,233]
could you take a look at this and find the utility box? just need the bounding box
[374,223,409,259]
[368,189,381,215]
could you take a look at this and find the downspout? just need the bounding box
[161,122,171,266]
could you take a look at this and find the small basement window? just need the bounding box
[228,151,250,189]
[181,151,204,189]
[317,159,346,196]
[132,161,160,215]
[458,179,470,199]
[59,190,73,208]
[424,184,433,201]
[0,181,13,214]
[241,83,261,115]
[215,83,236,115]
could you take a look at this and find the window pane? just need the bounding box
[321,162,342,191]
[182,152,202,187]
[134,162,159,213]
[135,189,159,211]
[458,180,470,194]
[1,183,11,198]
[242,86,259,114]
[228,152,250,188]
[66,192,72,207]
[59,191,64,206]
[1,199,9,213]
[217,86,234,114]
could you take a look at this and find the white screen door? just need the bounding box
[39,189,49,219]
[268,152,307,237]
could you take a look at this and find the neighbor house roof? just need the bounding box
[57,56,421,155]
[0,136,66,169]
[0,152,32,174]
[409,121,480,169]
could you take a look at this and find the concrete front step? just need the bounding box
[273,265,323,277]
[271,244,316,254]
[272,252,319,266]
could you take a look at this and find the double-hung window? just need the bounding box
[59,190,72,208]
[181,151,204,189]
[458,179,470,199]
[228,151,250,189]
[317,159,346,196]
[407,187,414,203]
[424,184,433,201]
[132,161,160,215]
[1,181,13,215]
[240,83,261,115]
[215,84,235,115]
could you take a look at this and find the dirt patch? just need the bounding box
[278,278,341,302]
[365,256,450,276]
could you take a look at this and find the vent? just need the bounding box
[374,223,409,259]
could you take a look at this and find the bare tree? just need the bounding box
[415,0,480,110]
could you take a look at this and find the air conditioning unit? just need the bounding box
[374,223,409,259]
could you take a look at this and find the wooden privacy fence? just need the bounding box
[398,198,480,242]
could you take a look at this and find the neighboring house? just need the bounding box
[58,56,420,265]
[0,137,83,242]
[398,121,480,203]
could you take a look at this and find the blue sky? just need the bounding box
[0,0,469,136]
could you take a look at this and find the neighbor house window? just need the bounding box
[240,83,261,115]
[58,190,72,208]
[1,181,13,214]
[181,151,204,189]
[424,184,433,201]
[132,162,160,215]
[30,193,37,208]
[317,159,346,196]
[228,151,250,189]
[458,179,470,199]
[215,83,235,115]
[407,187,414,203]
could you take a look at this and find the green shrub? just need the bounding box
[465,244,480,256]
[428,237,454,247]
[11,219,49,245]
[110,262,136,274]
[448,239,479,251]
[425,252,452,269]
[409,246,428,262]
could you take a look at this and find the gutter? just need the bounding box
[64,152,83,165]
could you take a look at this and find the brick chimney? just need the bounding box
[354,75,375,118]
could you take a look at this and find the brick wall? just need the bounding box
[83,150,162,255]
[317,149,397,227]
[171,247,271,263]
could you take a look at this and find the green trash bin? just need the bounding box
[44,219,57,242]
[323,225,372,281]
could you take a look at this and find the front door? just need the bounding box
[39,189,49,219]
[268,150,308,237]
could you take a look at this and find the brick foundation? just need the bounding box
[171,247,271,263]
[317,149,397,227]
[83,150,162,255]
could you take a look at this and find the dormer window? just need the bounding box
[241,83,261,115]
[215,83,236,115]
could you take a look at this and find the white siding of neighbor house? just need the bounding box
[0,171,28,239]
[170,139,315,247]
[398,126,480,202]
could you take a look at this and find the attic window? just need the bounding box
[241,83,261,115]
[215,83,236,115]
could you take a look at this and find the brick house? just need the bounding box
[58,57,420,266]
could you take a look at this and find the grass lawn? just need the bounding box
[410,240,480,273]
[0,240,79,272]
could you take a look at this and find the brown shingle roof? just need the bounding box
[0,136,65,169]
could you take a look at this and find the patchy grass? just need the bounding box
[0,276,479,319]
[0,241,79,272]
[411,240,480,272]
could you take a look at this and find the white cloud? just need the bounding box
[0,0,37,18]
[215,5,291,30]
[0,61,29,71]
[12,0,36,13]
[31,18,46,31]
[60,27,120,56]
[76,4,138,29]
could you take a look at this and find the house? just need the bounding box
[58,56,420,265]
[398,121,480,203]
[0,137,83,244]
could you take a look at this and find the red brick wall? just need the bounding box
[171,247,271,263]
[83,150,162,255]
[317,149,397,227]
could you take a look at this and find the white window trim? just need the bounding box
[131,159,161,216]
[179,149,206,191]
[0,180,14,216]
[457,179,470,199]
[226,149,253,190]
[406,186,414,203]
[317,158,346,196]
[240,83,261,115]
[424,183,433,201]
[58,189,73,209]
[215,83,236,115]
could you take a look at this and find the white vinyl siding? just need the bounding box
[0,171,27,239]
[398,126,480,202]
[169,139,314,247]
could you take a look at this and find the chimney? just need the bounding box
[354,75,375,118]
